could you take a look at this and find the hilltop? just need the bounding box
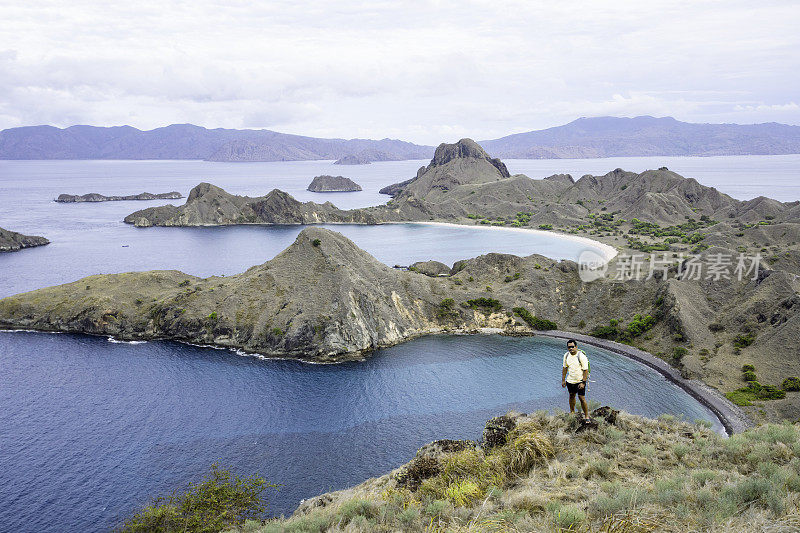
[123,183,377,227]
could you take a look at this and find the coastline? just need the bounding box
[402,220,619,263]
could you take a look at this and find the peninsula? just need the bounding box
[56,191,183,203]
[307,175,363,192]
[0,226,49,252]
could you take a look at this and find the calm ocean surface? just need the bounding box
[0,155,798,532]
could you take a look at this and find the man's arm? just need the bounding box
[561,366,567,387]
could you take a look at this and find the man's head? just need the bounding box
[567,339,578,354]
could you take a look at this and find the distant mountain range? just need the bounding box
[480,116,800,158]
[0,124,433,162]
[1,116,799,161]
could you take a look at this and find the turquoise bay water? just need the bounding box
[1,156,797,531]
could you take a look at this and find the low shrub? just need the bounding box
[733,333,756,348]
[513,307,557,330]
[465,297,502,313]
[783,377,800,391]
[120,464,279,533]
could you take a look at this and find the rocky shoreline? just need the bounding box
[0,226,49,252]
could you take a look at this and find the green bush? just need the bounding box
[538,224,553,230]
[673,347,688,363]
[311,238,321,247]
[743,370,758,382]
[742,364,756,373]
[783,377,800,391]
[513,307,557,330]
[733,333,756,348]
[207,311,218,320]
[465,298,502,313]
[120,464,279,533]
[436,298,459,320]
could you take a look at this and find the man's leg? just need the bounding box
[578,394,589,418]
[569,392,576,413]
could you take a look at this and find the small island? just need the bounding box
[55,191,183,203]
[0,226,49,252]
[334,154,371,165]
[307,175,363,192]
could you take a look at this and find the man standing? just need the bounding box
[561,339,590,421]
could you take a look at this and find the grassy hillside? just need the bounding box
[240,409,800,532]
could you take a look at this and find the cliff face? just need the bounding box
[0,227,49,252]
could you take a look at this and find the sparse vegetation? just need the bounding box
[436,298,459,320]
[120,463,279,533]
[589,314,656,343]
[513,306,557,330]
[782,377,800,392]
[464,298,502,313]
[248,411,800,533]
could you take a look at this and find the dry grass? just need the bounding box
[245,413,800,533]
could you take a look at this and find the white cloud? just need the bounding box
[0,0,798,144]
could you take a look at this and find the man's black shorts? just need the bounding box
[566,381,586,396]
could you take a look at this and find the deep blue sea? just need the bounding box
[0,156,798,532]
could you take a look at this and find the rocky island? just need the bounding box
[56,191,182,203]
[307,175,363,192]
[0,226,49,252]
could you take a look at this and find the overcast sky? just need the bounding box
[0,0,798,144]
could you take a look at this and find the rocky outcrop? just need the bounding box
[0,227,49,252]
[307,175,362,192]
[409,260,450,277]
[56,192,182,202]
[334,154,371,165]
[123,183,379,227]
